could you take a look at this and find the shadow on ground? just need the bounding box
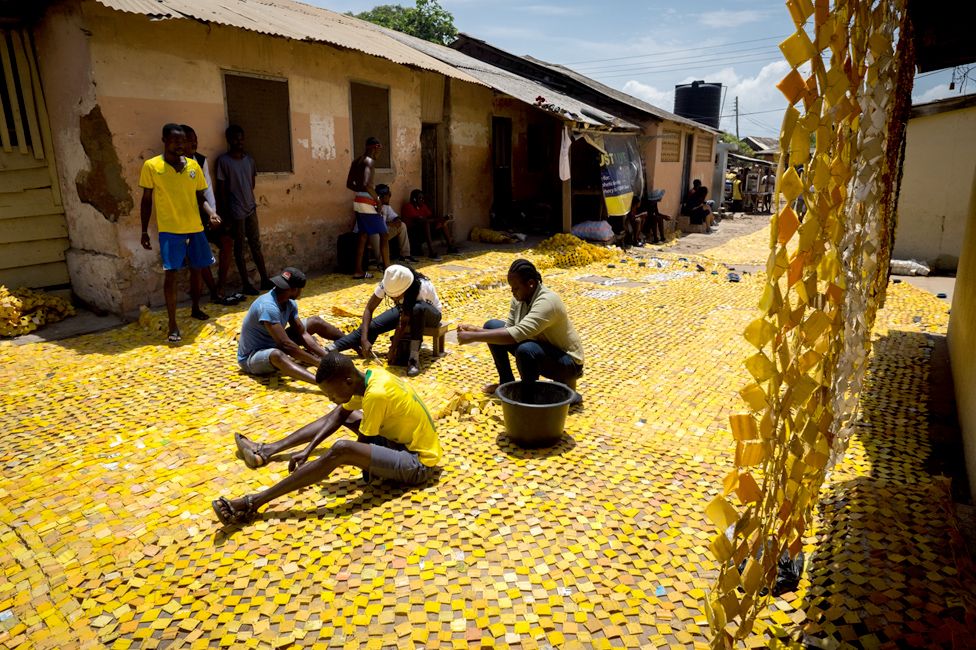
[772,330,976,647]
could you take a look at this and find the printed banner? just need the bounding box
[599,135,644,217]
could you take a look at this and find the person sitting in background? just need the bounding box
[683,179,714,230]
[377,184,417,263]
[401,189,458,261]
[237,267,343,384]
[332,265,442,377]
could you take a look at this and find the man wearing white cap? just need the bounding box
[332,264,442,377]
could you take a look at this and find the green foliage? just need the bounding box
[353,0,458,46]
[719,132,754,156]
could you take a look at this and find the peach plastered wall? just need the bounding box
[643,123,716,217]
[36,0,492,315]
[443,80,493,239]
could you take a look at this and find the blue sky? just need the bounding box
[308,0,971,138]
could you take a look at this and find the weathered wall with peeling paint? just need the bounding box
[34,0,495,315]
[443,80,494,241]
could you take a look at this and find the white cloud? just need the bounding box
[913,84,958,104]
[696,10,767,29]
[622,79,675,110]
[518,5,585,16]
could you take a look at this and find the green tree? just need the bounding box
[719,132,754,156]
[353,0,458,46]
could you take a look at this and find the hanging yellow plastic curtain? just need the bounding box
[706,0,915,645]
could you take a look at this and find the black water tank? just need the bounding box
[674,81,722,128]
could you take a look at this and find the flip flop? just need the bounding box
[235,433,267,469]
[167,330,182,343]
[212,495,256,526]
[352,273,374,279]
[213,295,240,306]
[191,309,209,321]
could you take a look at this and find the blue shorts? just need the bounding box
[361,435,433,485]
[159,231,215,271]
[356,214,388,236]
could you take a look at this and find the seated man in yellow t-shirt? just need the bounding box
[213,351,440,525]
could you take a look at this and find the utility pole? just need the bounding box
[735,96,740,139]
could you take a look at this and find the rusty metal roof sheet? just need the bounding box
[522,56,720,134]
[380,28,639,130]
[93,0,481,84]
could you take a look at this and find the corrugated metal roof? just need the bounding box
[379,28,639,130]
[522,56,720,134]
[93,0,481,85]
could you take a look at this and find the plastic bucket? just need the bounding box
[495,380,574,448]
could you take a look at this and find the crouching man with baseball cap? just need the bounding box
[237,267,344,384]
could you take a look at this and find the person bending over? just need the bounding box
[237,267,343,384]
[457,259,584,404]
[213,351,441,526]
[332,265,442,377]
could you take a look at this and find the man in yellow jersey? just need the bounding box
[139,123,221,342]
[213,351,441,525]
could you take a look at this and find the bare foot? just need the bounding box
[481,382,499,396]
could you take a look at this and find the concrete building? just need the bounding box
[450,34,720,224]
[892,94,976,272]
[3,0,496,314]
[1,0,695,315]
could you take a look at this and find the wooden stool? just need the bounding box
[424,322,451,357]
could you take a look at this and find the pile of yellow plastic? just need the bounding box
[531,233,616,269]
[0,286,75,337]
[469,227,518,244]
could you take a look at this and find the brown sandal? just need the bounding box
[235,433,268,469]
[212,495,257,526]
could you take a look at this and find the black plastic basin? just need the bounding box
[495,380,574,448]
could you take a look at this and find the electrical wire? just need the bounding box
[597,52,797,78]
[560,34,788,66]
[573,44,785,73]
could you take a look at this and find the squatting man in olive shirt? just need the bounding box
[456,258,584,405]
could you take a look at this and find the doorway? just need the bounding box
[491,117,512,216]
[420,123,438,214]
[679,133,694,205]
